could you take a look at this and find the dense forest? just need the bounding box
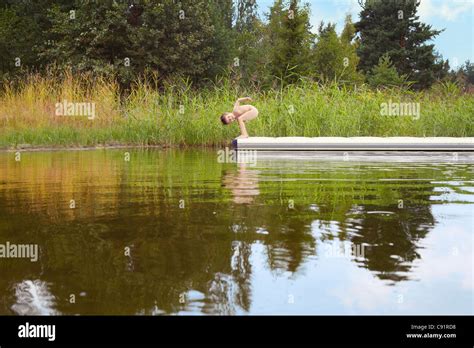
[0,0,473,90]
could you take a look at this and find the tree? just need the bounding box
[43,1,135,85]
[451,60,474,91]
[367,54,406,88]
[458,61,474,85]
[312,16,363,84]
[0,7,27,76]
[41,0,229,86]
[355,0,443,89]
[340,16,365,84]
[236,0,258,33]
[267,0,313,85]
[0,0,71,78]
[232,0,265,85]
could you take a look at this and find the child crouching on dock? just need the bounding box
[220,97,258,138]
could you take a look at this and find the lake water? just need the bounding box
[0,149,473,315]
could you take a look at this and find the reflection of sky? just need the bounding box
[247,204,473,314]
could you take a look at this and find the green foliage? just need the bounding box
[457,60,474,86]
[355,0,443,89]
[0,0,464,92]
[1,74,472,149]
[232,0,267,85]
[235,0,258,32]
[0,0,71,74]
[367,54,406,88]
[0,3,42,76]
[207,0,235,78]
[0,0,232,87]
[430,80,462,96]
[267,0,313,85]
[312,16,363,85]
[41,0,225,86]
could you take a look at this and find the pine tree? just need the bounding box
[367,54,406,88]
[457,60,474,87]
[312,23,340,81]
[355,0,443,89]
[462,61,474,85]
[340,16,364,84]
[232,0,270,86]
[207,0,235,78]
[267,0,313,84]
[312,16,363,84]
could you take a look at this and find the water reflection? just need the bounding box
[222,164,260,204]
[0,149,472,314]
[349,204,434,282]
[11,280,58,315]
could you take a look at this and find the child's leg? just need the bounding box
[238,108,258,122]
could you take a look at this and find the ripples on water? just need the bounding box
[0,149,472,315]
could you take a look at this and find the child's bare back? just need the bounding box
[233,104,258,122]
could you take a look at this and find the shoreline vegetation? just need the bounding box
[0,72,473,149]
[1,0,473,150]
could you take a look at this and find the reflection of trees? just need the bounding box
[349,203,434,282]
[206,241,252,314]
[222,165,317,274]
[262,212,316,273]
[0,150,466,314]
[229,241,252,311]
[222,163,444,284]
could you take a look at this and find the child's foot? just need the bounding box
[236,135,249,139]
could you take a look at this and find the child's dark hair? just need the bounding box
[220,113,229,125]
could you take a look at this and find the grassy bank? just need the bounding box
[1,73,473,148]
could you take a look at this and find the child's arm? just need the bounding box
[237,118,249,138]
[234,97,252,109]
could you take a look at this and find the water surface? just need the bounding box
[0,149,473,315]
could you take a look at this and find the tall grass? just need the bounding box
[0,72,473,148]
